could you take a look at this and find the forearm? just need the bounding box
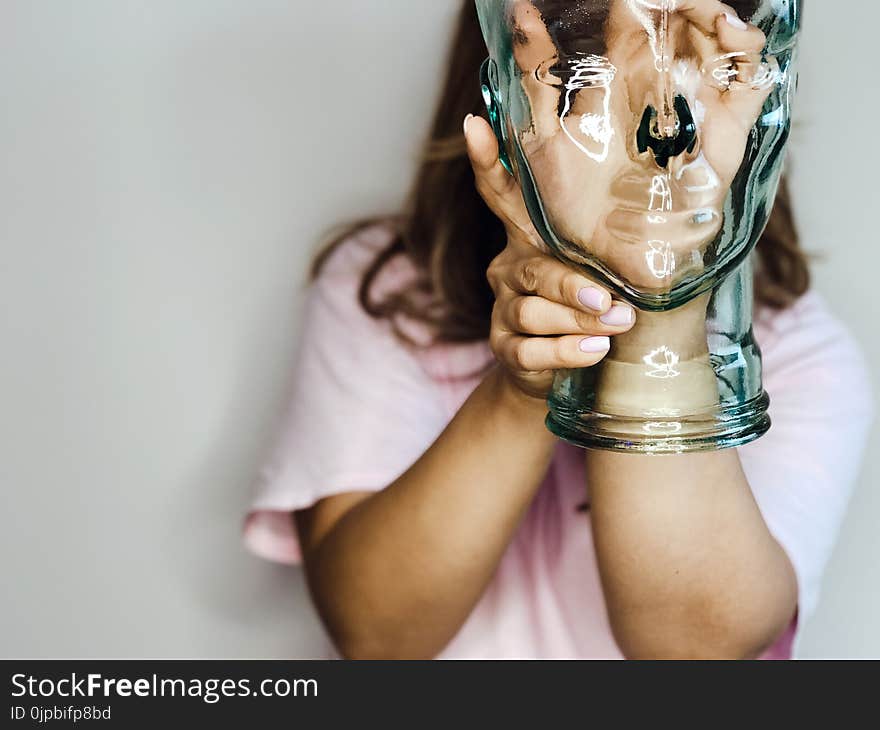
[587,449,798,659]
[302,366,556,659]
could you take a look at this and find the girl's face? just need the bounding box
[506,0,777,294]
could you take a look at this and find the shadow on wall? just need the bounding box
[159,272,325,658]
[137,0,457,660]
[148,13,342,659]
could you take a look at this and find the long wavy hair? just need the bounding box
[312,0,809,346]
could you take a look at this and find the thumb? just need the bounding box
[463,114,540,246]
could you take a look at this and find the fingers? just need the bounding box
[501,251,615,314]
[674,0,739,37]
[493,332,613,373]
[685,5,773,129]
[714,12,775,126]
[501,295,635,337]
[714,5,766,54]
[463,113,508,180]
[463,114,539,244]
[676,2,766,54]
[488,244,636,376]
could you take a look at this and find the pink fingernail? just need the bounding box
[600,305,634,327]
[463,113,474,134]
[723,11,748,30]
[579,336,610,353]
[578,287,606,312]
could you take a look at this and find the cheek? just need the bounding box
[520,118,630,248]
[520,76,564,137]
[533,160,614,247]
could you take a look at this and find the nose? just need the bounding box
[636,95,698,169]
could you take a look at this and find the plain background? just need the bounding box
[1,0,876,658]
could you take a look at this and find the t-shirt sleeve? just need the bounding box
[242,230,449,564]
[739,293,874,643]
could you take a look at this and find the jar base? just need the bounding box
[545,392,771,454]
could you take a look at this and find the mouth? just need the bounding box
[603,160,725,254]
[603,205,722,251]
[611,164,725,210]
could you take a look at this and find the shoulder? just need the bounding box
[306,223,455,375]
[756,291,874,420]
[315,221,419,295]
[312,222,495,382]
[305,222,419,337]
[756,290,866,374]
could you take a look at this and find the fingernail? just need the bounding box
[723,11,748,30]
[600,305,634,327]
[463,113,474,134]
[578,287,606,312]
[579,336,610,354]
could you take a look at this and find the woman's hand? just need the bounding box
[463,113,636,401]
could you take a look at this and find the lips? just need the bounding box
[610,166,723,208]
[604,205,722,250]
[603,159,725,252]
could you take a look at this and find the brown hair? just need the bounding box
[311,1,809,345]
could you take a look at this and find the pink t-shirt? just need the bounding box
[243,225,874,659]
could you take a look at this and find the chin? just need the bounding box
[598,236,712,295]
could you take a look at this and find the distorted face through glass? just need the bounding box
[478,0,798,307]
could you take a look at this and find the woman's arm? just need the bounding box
[587,450,798,659]
[296,115,636,660]
[460,112,798,659]
[296,367,554,660]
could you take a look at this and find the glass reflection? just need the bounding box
[476,0,800,452]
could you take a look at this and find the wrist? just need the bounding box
[485,366,551,420]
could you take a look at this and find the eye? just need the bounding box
[538,54,616,90]
[564,55,617,90]
[535,57,564,87]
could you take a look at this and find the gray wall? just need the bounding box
[1,0,876,658]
